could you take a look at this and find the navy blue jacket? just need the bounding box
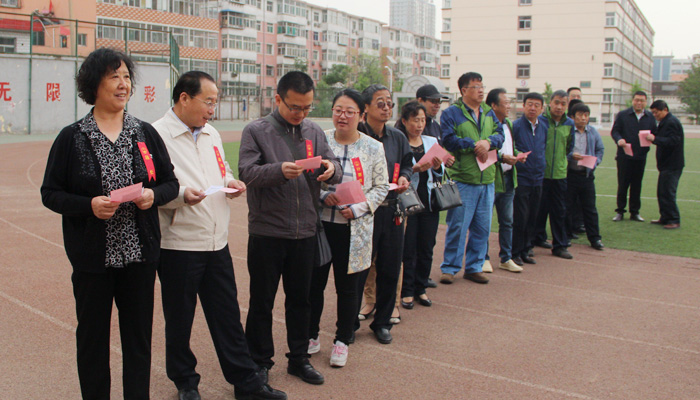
[512,115,547,187]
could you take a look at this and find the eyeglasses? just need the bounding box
[465,86,486,91]
[375,100,394,109]
[425,98,441,104]
[332,108,359,118]
[192,96,218,110]
[281,97,315,115]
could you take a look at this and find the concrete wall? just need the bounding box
[0,54,171,134]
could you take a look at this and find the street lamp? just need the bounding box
[384,65,393,92]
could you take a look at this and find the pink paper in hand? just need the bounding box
[623,143,633,156]
[417,144,450,165]
[477,150,498,171]
[110,182,143,203]
[516,151,532,162]
[577,155,597,169]
[295,156,322,170]
[388,183,400,191]
[638,130,652,147]
[334,180,367,206]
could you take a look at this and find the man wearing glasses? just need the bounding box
[439,72,504,285]
[154,71,287,400]
[395,84,448,145]
[239,71,341,386]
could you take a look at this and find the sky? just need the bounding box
[303,0,699,59]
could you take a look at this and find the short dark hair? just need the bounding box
[76,48,135,105]
[567,87,581,95]
[486,88,507,107]
[523,92,544,105]
[567,99,583,115]
[332,88,365,114]
[550,90,568,102]
[650,99,668,111]
[633,90,648,99]
[361,84,391,106]
[172,71,216,104]
[570,103,590,116]
[457,72,482,90]
[277,71,315,98]
[400,100,427,121]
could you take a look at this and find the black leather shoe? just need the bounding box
[425,278,438,288]
[235,384,288,400]
[512,256,524,266]
[534,241,553,249]
[569,233,579,240]
[400,298,414,309]
[179,389,201,400]
[630,214,645,222]
[552,248,573,259]
[591,240,605,250]
[348,330,355,344]
[574,225,586,234]
[374,328,393,344]
[527,249,534,258]
[612,213,623,222]
[256,366,269,385]
[416,294,432,307]
[521,254,537,264]
[287,360,324,385]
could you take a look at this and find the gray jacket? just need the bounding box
[239,110,341,239]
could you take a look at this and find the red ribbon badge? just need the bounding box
[137,142,156,182]
[305,139,314,172]
[392,162,400,184]
[352,157,364,185]
[213,146,226,178]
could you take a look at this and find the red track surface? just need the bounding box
[1,140,699,400]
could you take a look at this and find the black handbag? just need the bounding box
[398,184,425,216]
[431,171,462,211]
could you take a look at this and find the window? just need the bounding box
[580,81,591,88]
[0,37,15,53]
[604,38,615,52]
[603,88,612,103]
[266,65,274,76]
[312,69,318,80]
[518,40,531,54]
[442,18,451,32]
[604,63,613,77]
[517,64,530,78]
[266,0,273,11]
[0,0,19,6]
[442,41,450,54]
[601,113,612,123]
[443,0,451,7]
[32,31,45,46]
[266,44,273,54]
[267,23,274,33]
[519,0,532,4]
[605,12,617,27]
[441,64,450,78]
[60,35,68,48]
[518,16,531,29]
[516,88,529,102]
[313,50,318,60]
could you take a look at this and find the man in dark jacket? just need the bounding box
[646,100,684,229]
[238,71,341,386]
[610,91,657,222]
[394,84,447,144]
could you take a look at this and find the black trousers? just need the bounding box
[657,169,683,224]
[355,206,404,331]
[309,222,360,345]
[158,246,261,393]
[401,209,440,298]
[566,171,601,243]
[72,262,156,400]
[245,234,315,369]
[616,157,647,215]
[512,185,542,258]
[535,178,568,250]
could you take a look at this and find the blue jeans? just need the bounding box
[486,173,515,263]
[441,181,495,275]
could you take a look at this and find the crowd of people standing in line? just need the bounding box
[40,48,685,400]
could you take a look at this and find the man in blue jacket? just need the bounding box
[566,103,605,250]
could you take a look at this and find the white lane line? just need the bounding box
[596,193,700,203]
[26,158,42,190]
[0,215,64,249]
[596,166,700,174]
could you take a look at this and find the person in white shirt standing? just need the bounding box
[153,71,286,400]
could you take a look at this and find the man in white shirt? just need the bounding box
[154,71,286,400]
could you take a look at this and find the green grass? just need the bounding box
[223,138,699,259]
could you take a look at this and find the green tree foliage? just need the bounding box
[678,64,700,124]
[353,54,386,92]
[292,57,308,73]
[626,81,643,108]
[322,64,351,86]
[543,82,553,104]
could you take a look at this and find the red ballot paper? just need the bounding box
[638,130,652,147]
[577,155,597,169]
[295,156,322,170]
[417,144,451,165]
[110,182,143,203]
[334,180,367,206]
[623,143,634,156]
[516,151,532,162]
[476,150,498,171]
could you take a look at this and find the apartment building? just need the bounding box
[440,0,654,125]
[382,25,441,81]
[390,0,436,38]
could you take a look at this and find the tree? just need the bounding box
[322,64,351,86]
[352,54,386,92]
[293,57,308,73]
[678,64,700,124]
[543,82,553,103]
[625,81,643,108]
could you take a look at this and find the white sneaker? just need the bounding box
[308,337,320,354]
[482,260,493,273]
[330,341,348,367]
[499,259,523,273]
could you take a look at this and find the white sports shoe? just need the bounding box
[330,341,348,367]
[308,337,320,354]
[482,260,493,273]
[499,259,523,273]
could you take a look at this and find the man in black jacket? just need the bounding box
[646,100,684,229]
[610,91,656,222]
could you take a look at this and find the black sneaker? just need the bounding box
[534,241,553,249]
[425,278,438,288]
[235,384,287,400]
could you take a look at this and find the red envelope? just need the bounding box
[334,180,367,206]
[417,144,451,165]
[577,155,597,169]
[638,130,652,147]
[476,150,498,171]
[295,156,322,170]
[623,143,633,156]
[110,182,143,203]
[516,151,532,161]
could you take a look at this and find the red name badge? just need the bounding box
[213,146,226,178]
[392,162,400,184]
[351,157,364,185]
[305,139,314,172]
[137,142,156,181]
